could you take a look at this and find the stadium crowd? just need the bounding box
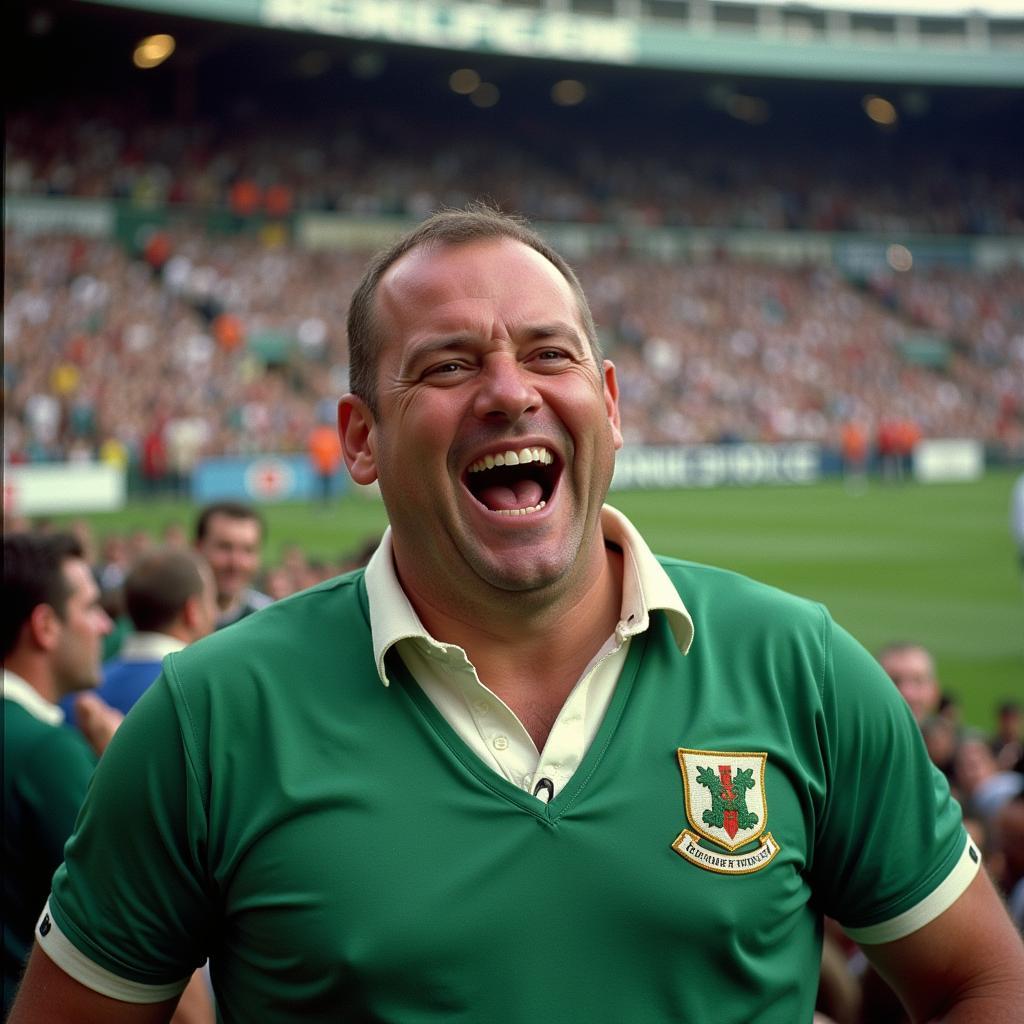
[6,103,1024,235]
[5,227,1023,477]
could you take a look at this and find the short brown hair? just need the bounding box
[194,501,265,544]
[346,203,600,414]
[2,532,85,659]
[124,547,209,633]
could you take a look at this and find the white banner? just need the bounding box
[3,464,127,515]
[610,443,821,490]
[913,439,985,483]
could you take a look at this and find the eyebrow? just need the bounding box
[524,321,588,352]
[400,322,588,373]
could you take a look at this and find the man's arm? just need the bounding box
[862,868,1024,1023]
[9,946,178,1024]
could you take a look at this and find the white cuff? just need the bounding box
[844,836,982,944]
[36,901,189,1004]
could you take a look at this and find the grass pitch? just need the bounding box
[61,471,1022,732]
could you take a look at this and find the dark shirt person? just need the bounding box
[2,533,113,1011]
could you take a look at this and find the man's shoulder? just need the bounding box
[655,555,824,620]
[172,570,370,675]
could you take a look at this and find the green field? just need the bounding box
[57,471,1023,731]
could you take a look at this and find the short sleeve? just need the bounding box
[42,670,211,993]
[811,619,977,942]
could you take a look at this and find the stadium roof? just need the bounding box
[69,0,1024,85]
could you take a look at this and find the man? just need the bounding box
[92,547,218,715]
[12,208,1023,1022]
[878,641,942,724]
[2,533,113,1011]
[193,501,271,629]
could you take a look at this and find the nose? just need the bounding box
[97,608,115,637]
[472,354,541,424]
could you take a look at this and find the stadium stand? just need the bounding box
[4,0,1023,479]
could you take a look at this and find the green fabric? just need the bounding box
[48,561,966,1023]
[3,699,96,1011]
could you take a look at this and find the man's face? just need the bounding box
[343,237,622,604]
[880,647,940,723]
[52,558,112,697]
[197,514,262,607]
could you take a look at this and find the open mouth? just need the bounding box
[464,446,560,516]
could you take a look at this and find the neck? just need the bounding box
[398,538,624,716]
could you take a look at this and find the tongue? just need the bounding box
[479,478,544,512]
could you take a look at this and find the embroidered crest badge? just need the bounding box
[672,748,780,874]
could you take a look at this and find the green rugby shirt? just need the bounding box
[39,559,974,1022]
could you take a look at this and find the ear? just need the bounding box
[337,394,379,486]
[181,594,200,633]
[602,360,624,451]
[27,603,62,653]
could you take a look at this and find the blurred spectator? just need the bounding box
[839,421,868,492]
[937,692,962,727]
[91,548,218,716]
[953,734,1024,826]
[877,642,941,725]
[990,794,1024,930]
[992,701,1024,774]
[308,420,343,505]
[194,501,272,629]
[921,715,959,783]
[162,521,189,548]
[2,532,116,1011]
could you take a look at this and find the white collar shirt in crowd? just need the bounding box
[364,505,694,803]
[2,668,64,725]
[113,632,187,663]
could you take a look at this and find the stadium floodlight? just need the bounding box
[469,82,500,108]
[132,34,175,70]
[551,79,587,106]
[449,68,481,95]
[863,94,898,125]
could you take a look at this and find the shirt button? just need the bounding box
[492,735,509,751]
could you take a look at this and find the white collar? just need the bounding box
[2,668,64,726]
[115,632,187,663]
[364,504,694,686]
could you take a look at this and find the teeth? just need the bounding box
[494,501,547,517]
[468,448,555,474]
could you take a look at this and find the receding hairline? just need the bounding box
[376,235,592,344]
[346,209,601,412]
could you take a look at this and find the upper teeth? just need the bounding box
[468,447,554,473]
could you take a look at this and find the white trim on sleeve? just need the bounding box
[35,901,189,1004]
[843,836,981,945]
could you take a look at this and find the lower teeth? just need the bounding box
[494,500,546,517]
